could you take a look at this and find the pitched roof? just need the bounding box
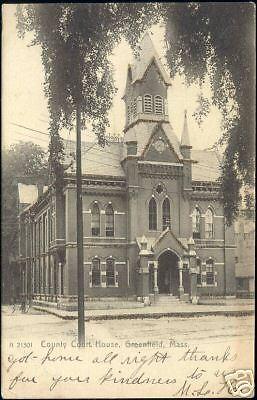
[152,228,188,251]
[191,150,221,182]
[64,138,221,183]
[123,121,183,159]
[65,140,125,177]
[129,33,172,86]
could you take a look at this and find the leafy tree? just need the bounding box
[2,141,48,302]
[16,3,157,180]
[160,2,255,224]
[15,3,157,341]
[16,3,255,225]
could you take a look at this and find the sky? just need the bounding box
[3,4,222,151]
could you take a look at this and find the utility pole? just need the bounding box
[76,104,85,345]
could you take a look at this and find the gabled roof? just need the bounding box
[63,139,222,183]
[129,33,172,86]
[152,228,188,252]
[65,140,125,177]
[123,121,183,159]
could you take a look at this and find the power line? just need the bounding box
[78,157,122,170]
[14,131,49,144]
[11,122,49,136]
[11,121,221,171]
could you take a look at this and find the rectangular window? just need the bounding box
[196,259,202,285]
[205,223,214,239]
[106,259,115,286]
[92,258,101,286]
[105,205,114,237]
[193,231,200,239]
[92,227,100,236]
[206,260,215,285]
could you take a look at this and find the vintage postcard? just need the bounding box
[2,3,255,399]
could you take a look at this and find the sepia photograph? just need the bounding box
[2,2,255,398]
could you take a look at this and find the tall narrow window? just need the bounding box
[205,208,214,238]
[162,198,171,230]
[132,98,137,119]
[192,207,201,239]
[196,258,202,285]
[106,204,114,237]
[91,203,100,236]
[154,95,164,114]
[206,259,215,285]
[144,94,153,113]
[127,103,131,123]
[106,258,115,286]
[91,258,101,286]
[149,197,157,231]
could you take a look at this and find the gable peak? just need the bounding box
[130,32,171,85]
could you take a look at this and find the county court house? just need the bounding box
[18,34,236,308]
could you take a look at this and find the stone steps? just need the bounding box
[153,295,181,306]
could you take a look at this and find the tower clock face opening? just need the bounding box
[154,139,165,153]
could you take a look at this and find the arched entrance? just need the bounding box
[157,250,179,295]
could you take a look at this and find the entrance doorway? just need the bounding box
[157,250,179,295]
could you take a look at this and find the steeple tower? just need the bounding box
[180,110,192,159]
[123,33,172,131]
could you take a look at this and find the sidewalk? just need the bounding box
[32,298,255,321]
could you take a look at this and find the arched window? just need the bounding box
[106,258,115,286]
[162,198,171,230]
[91,202,100,236]
[154,95,164,114]
[196,258,202,285]
[205,208,214,238]
[192,207,201,239]
[105,204,114,237]
[144,94,153,113]
[91,258,101,286]
[149,197,157,231]
[206,259,215,285]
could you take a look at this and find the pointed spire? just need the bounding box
[181,110,191,147]
[130,32,171,85]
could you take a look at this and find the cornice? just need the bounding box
[138,162,183,178]
[124,117,169,133]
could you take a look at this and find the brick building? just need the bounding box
[235,211,255,298]
[18,34,236,308]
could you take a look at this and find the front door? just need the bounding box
[157,251,179,295]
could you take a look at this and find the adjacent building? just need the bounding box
[235,211,255,298]
[18,34,236,308]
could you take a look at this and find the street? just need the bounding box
[2,305,254,344]
[2,306,254,399]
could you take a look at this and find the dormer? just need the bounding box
[123,33,172,131]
